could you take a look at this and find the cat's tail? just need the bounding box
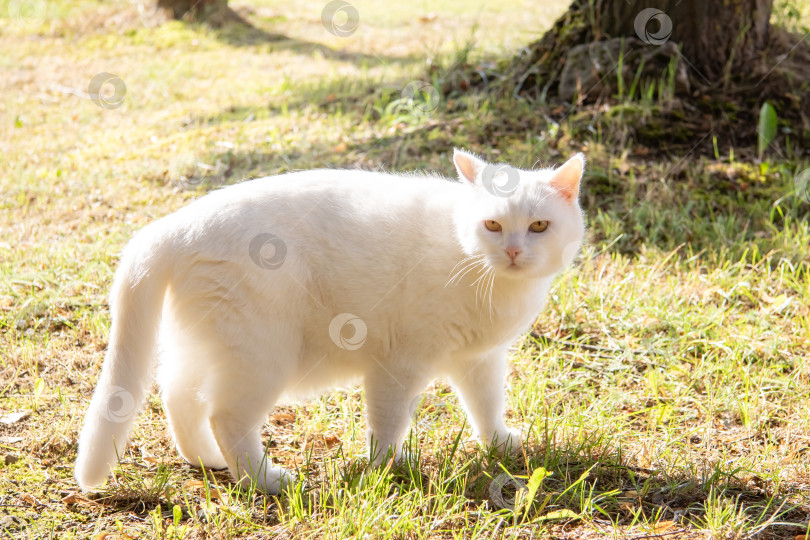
[74,227,173,491]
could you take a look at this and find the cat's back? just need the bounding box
[142,169,465,266]
[206,169,456,209]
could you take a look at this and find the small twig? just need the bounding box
[627,528,689,540]
[725,434,757,445]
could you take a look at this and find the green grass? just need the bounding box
[1,0,810,538]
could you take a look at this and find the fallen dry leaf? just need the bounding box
[19,493,39,506]
[93,533,130,540]
[185,480,225,501]
[655,520,675,532]
[324,434,341,448]
[62,492,98,506]
[269,412,295,426]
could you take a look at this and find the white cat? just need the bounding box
[74,149,586,494]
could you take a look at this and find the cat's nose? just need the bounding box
[505,246,522,261]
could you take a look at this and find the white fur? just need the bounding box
[74,150,586,494]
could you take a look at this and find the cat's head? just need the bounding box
[452,149,586,280]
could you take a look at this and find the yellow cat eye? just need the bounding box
[529,220,549,233]
[484,220,502,232]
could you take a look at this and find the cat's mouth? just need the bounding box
[502,258,539,277]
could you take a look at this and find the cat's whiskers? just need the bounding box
[448,253,482,271]
[485,267,496,322]
[471,264,493,312]
[446,254,484,281]
[475,267,495,322]
[445,255,487,287]
[446,262,486,289]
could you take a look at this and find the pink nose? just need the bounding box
[505,246,522,261]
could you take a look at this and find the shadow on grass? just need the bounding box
[52,424,806,539]
[393,438,804,538]
[186,5,421,67]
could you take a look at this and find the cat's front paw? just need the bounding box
[238,465,295,494]
[368,440,416,467]
[369,446,407,467]
[481,427,523,455]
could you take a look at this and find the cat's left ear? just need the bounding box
[550,153,585,203]
[453,149,488,184]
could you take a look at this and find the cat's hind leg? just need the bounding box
[159,363,227,470]
[209,392,292,494]
[203,335,296,494]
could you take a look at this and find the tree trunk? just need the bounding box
[156,0,228,21]
[500,0,774,99]
[597,0,773,82]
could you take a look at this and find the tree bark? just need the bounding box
[500,0,774,99]
[156,0,228,21]
[597,0,773,82]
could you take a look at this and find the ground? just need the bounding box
[1,0,809,538]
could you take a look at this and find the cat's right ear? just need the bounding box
[453,149,487,184]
